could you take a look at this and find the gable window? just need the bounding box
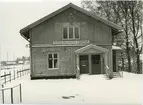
[69,27,74,39]
[74,27,80,38]
[48,53,58,69]
[63,27,68,39]
[62,26,80,39]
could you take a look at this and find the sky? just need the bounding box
[0,0,82,61]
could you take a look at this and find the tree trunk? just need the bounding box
[130,4,141,74]
[136,52,140,73]
[125,18,132,72]
[126,39,131,72]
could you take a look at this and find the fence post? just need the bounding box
[21,69,22,77]
[20,84,22,103]
[14,70,15,80]
[17,70,18,78]
[21,70,22,76]
[11,88,13,104]
[21,69,22,76]
[9,71,11,82]
[20,69,21,77]
[4,72,6,84]
[2,85,4,104]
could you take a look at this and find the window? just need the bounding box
[74,27,79,38]
[62,26,80,39]
[63,27,68,39]
[69,27,74,39]
[48,53,58,69]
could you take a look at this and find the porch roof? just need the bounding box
[75,44,109,54]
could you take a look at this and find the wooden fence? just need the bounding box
[0,84,22,104]
[0,69,30,85]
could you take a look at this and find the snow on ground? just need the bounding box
[1,72,142,104]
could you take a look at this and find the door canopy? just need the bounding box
[75,44,108,54]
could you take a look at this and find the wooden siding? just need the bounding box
[29,7,113,78]
[31,45,112,77]
[31,47,80,77]
[31,8,112,45]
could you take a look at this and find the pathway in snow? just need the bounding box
[2,72,142,104]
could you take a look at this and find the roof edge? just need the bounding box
[20,33,30,42]
[20,3,123,39]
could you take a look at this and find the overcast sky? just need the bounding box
[0,0,81,61]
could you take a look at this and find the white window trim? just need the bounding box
[62,26,80,40]
[47,53,59,70]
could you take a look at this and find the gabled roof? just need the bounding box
[75,44,109,54]
[20,3,123,41]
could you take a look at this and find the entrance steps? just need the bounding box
[113,72,122,78]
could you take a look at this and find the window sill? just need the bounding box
[62,38,80,40]
[48,68,59,70]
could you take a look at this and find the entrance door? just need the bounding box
[79,55,89,74]
[91,55,101,74]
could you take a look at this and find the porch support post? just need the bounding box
[105,52,113,78]
[104,53,108,75]
[76,54,80,79]
[89,54,92,75]
[101,54,103,74]
[109,49,113,78]
[115,51,118,72]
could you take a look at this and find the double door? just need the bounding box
[79,55,101,74]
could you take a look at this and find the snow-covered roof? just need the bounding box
[140,54,143,61]
[112,45,122,50]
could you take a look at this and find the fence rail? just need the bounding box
[0,68,30,85]
[0,84,22,104]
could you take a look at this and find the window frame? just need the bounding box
[62,26,80,40]
[47,53,59,70]
[74,26,80,39]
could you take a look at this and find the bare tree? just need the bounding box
[81,0,132,72]
[118,1,132,72]
[128,1,143,73]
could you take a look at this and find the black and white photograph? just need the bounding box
[0,0,142,104]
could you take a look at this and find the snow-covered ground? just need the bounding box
[1,72,142,104]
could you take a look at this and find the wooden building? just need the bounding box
[20,3,123,79]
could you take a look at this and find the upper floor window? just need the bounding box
[63,26,80,39]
